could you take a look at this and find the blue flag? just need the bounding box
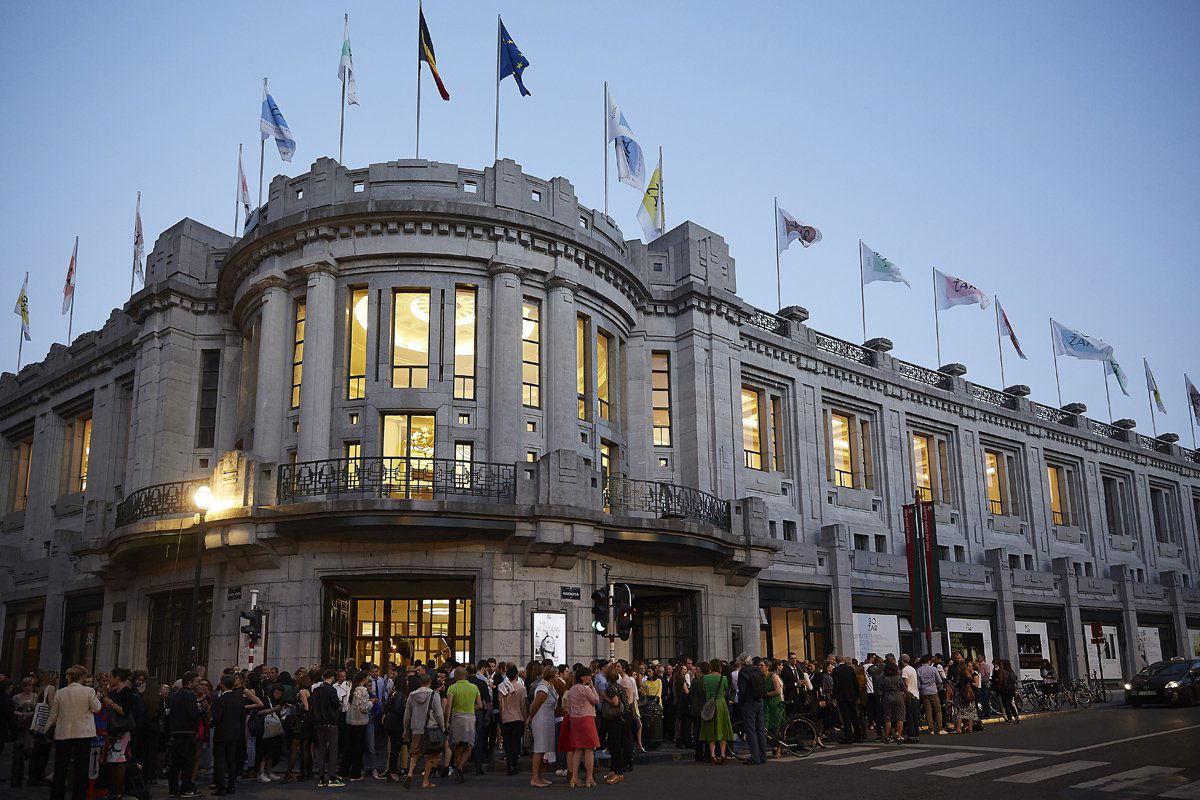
[260,81,296,163]
[498,18,531,96]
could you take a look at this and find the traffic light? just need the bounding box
[591,588,609,635]
[240,608,264,645]
[614,583,636,641]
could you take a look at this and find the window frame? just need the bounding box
[452,285,477,401]
[823,404,875,491]
[521,299,541,408]
[390,288,432,390]
[290,298,306,409]
[651,351,672,447]
[741,386,765,471]
[346,287,369,400]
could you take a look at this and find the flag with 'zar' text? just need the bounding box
[777,206,821,253]
[260,82,296,162]
[934,268,990,311]
[1051,319,1113,362]
[606,91,645,189]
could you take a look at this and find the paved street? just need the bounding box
[6,704,1198,800]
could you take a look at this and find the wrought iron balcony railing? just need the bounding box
[603,477,732,533]
[115,479,209,527]
[277,457,516,505]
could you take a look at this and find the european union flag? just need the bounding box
[498,18,531,96]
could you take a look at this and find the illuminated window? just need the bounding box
[985,450,1003,513]
[392,290,430,389]
[453,287,476,400]
[63,416,92,494]
[651,352,672,447]
[382,413,436,499]
[742,388,763,470]
[347,288,368,399]
[291,299,305,408]
[577,317,590,420]
[597,331,612,421]
[1046,464,1069,526]
[454,441,474,489]
[913,433,933,502]
[824,408,875,490]
[983,446,1021,516]
[521,300,541,407]
[828,412,854,487]
[599,440,617,481]
[344,441,362,488]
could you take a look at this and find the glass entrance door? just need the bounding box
[381,413,436,498]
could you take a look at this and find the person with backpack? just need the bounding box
[401,672,445,789]
[736,657,768,765]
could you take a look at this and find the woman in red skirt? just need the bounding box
[563,666,600,787]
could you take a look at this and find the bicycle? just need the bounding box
[731,712,821,759]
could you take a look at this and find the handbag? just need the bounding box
[30,692,52,735]
[109,711,136,735]
[700,677,725,723]
[261,711,284,739]
[421,695,444,754]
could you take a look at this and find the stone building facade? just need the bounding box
[2,158,1198,684]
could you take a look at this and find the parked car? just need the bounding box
[1124,658,1200,707]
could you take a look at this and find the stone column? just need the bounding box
[821,523,855,656]
[986,548,1019,662]
[1054,558,1087,680]
[298,265,338,462]
[1113,565,1140,680]
[545,276,579,456]
[1163,572,1191,659]
[253,282,292,463]
[487,261,523,466]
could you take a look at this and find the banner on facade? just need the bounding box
[1135,626,1164,670]
[945,617,994,665]
[852,612,900,663]
[1015,620,1051,681]
[902,497,944,640]
[1082,623,1123,679]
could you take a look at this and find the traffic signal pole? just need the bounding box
[603,563,616,661]
[248,588,259,670]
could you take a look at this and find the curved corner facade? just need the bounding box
[1,157,1198,683]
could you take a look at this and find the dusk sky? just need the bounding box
[2,1,1197,438]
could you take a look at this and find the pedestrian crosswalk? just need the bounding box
[799,744,1196,796]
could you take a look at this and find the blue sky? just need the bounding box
[2,1,1197,437]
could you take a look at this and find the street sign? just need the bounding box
[227,586,242,601]
[560,586,581,600]
[1090,622,1105,644]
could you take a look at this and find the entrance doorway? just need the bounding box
[630,586,698,662]
[60,593,104,677]
[323,577,474,669]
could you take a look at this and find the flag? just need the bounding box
[606,91,645,189]
[1050,319,1113,362]
[934,268,990,311]
[14,272,30,342]
[1106,357,1130,397]
[498,18,530,96]
[133,192,144,285]
[860,240,910,287]
[62,237,77,316]
[237,150,251,224]
[339,14,359,105]
[637,154,664,240]
[776,207,822,253]
[260,81,296,162]
[418,7,450,101]
[1144,358,1166,414]
[996,299,1027,359]
[1186,374,1200,425]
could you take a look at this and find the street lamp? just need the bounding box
[188,485,214,670]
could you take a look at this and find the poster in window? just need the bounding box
[1081,624,1123,678]
[1015,620,1050,681]
[945,617,993,665]
[1188,629,1200,658]
[531,611,566,664]
[1135,626,1163,669]
[851,613,900,663]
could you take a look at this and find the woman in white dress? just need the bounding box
[526,666,559,788]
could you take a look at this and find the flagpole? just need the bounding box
[603,81,609,217]
[16,327,23,372]
[1102,361,1113,423]
[1146,364,1158,437]
[67,237,77,343]
[994,296,1006,388]
[1050,318,1063,407]
[339,14,348,164]
[858,239,867,343]
[774,197,782,312]
[415,2,423,159]
[234,144,243,237]
[258,79,267,208]
[493,14,501,165]
[932,267,943,366]
[659,145,665,231]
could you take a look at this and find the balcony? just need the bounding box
[114,479,209,527]
[603,477,732,533]
[277,457,516,505]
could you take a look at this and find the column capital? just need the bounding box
[546,274,578,294]
[487,257,525,279]
[288,257,339,282]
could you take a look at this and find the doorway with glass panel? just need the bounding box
[381,413,436,499]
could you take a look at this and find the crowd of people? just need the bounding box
[0,649,1042,797]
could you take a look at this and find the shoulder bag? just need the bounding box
[30,688,53,736]
[701,677,725,723]
[422,694,445,754]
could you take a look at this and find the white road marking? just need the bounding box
[996,760,1110,783]
[801,746,879,759]
[871,752,976,771]
[818,748,927,766]
[1160,781,1200,799]
[1057,723,1200,755]
[1072,766,1183,792]
[930,755,1042,777]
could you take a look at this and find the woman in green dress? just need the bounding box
[763,660,786,756]
[698,659,733,763]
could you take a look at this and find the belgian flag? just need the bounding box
[418,7,450,101]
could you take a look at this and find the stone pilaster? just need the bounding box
[252,283,292,463]
[297,264,338,462]
[487,261,523,466]
[545,276,579,455]
[986,548,1019,662]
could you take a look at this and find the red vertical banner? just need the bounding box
[902,503,928,632]
[921,500,945,632]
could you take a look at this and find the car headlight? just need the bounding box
[1164,681,1179,689]
[1124,683,1132,690]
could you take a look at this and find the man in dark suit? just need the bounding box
[781,653,801,715]
[831,656,863,744]
[210,675,246,795]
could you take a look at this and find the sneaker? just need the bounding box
[937,729,948,735]
[327,778,346,788]
[179,793,202,798]
[316,779,329,788]
[554,769,567,777]
[258,774,272,783]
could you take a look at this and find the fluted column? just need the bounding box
[488,261,523,466]
[545,276,579,455]
[253,283,291,463]
[298,265,338,462]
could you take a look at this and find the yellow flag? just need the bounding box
[636,155,663,241]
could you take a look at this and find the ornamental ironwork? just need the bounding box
[896,360,950,389]
[967,383,1017,410]
[115,479,209,527]
[604,477,732,532]
[812,332,872,365]
[1087,419,1124,441]
[746,309,790,337]
[1031,402,1072,425]
[277,457,516,504]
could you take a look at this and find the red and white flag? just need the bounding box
[996,298,1026,360]
[62,236,78,315]
[934,268,990,311]
[238,149,252,225]
[1186,374,1200,426]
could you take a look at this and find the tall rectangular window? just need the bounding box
[599,440,617,481]
[454,441,474,488]
[1150,485,1176,544]
[392,290,430,388]
[1047,464,1067,526]
[576,317,590,420]
[651,352,672,447]
[453,286,476,400]
[291,299,306,409]
[521,300,541,407]
[770,395,785,472]
[63,416,92,494]
[1102,474,1131,537]
[347,288,368,399]
[828,412,854,488]
[9,438,33,512]
[913,432,933,501]
[195,349,221,449]
[344,440,362,487]
[597,332,612,421]
[984,450,1004,514]
[742,387,763,470]
[382,413,437,499]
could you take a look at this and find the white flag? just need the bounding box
[1185,374,1200,425]
[62,236,77,315]
[777,206,821,253]
[238,150,251,225]
[1144,358,1166,414]
[133,192,144,285]
[636,154,664,241]
[1050,319,1113,362]
[339,14,359,105]
[934,268,990,311]
[606,90,645,189]
[860,240,909,287]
